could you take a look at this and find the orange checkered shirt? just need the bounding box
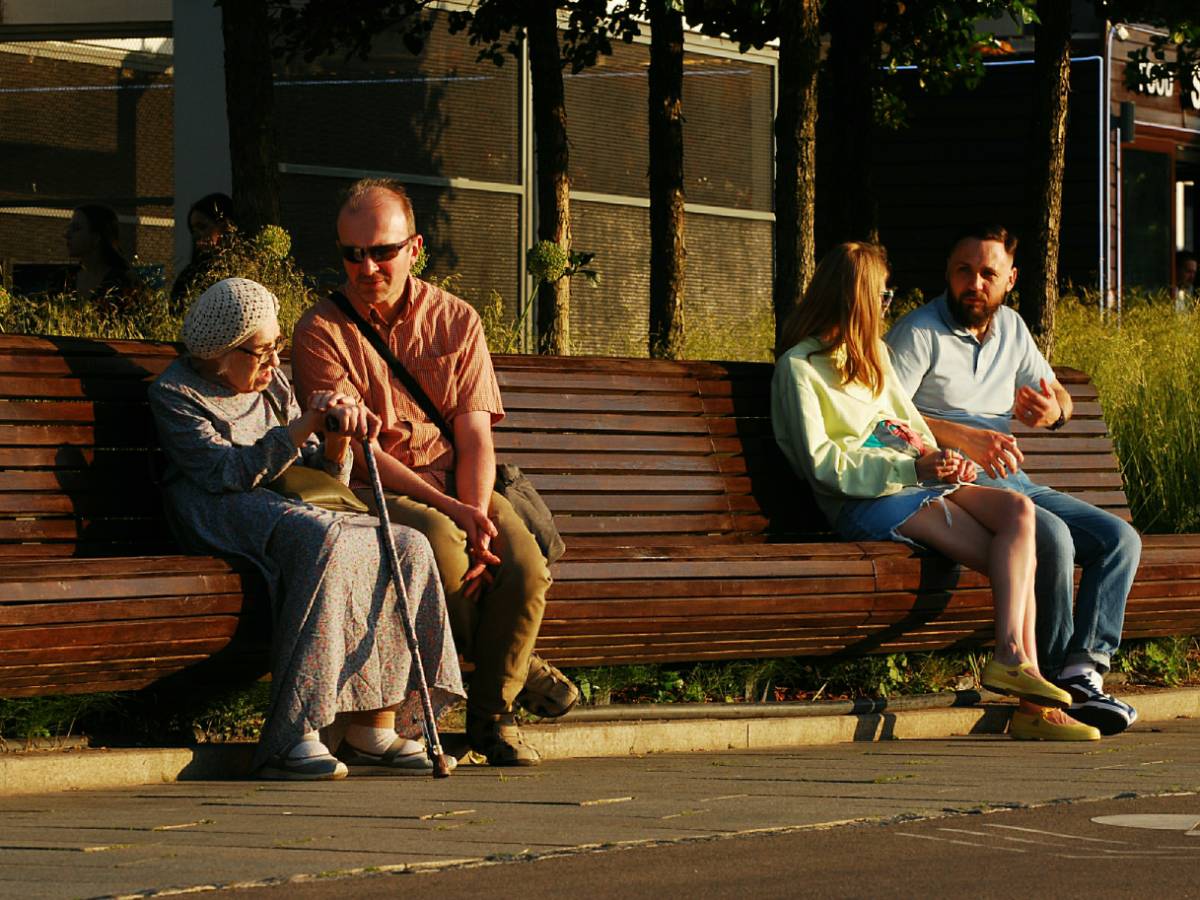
[291,277,504,488]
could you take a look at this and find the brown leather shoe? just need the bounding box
[517,653,580,719]
[466,710,541,767]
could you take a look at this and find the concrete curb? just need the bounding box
[524,686,1200,758]
[1,687,1195,796]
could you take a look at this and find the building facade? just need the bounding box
[0,1,776,356]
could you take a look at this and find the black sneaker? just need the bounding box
[1054,669,1137,736]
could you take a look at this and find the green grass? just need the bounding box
[570,651,990,706]
[1052,293,1200,534]
[0,225,319,345]
[1115,635,1199,686]
[683,306,775,363]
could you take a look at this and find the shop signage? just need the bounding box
[1128,60,1200,110]
[1135,60,1175,97]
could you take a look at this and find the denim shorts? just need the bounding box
[834,483,961,549]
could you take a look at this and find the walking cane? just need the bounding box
[328,417,452,778]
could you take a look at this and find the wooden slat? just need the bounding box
[559,541,876,560]
[1022,454,1121,472]
[496,369,699,394]
[502,451,722,474]
[0,542,177,558]
[0,493,164,516]
[529,473,742,494]
[546,495,754,514]
[1030,471,1125,489]
[0,421,159,446]
[552,557,876,581]
[499,411,710,435]
[0,518,167,542]
[0,377,155,401]
[1,676,181,697]
[0,570,246,603]
[495,432,714,453]
[503,393,705,415]
[0,554,250,577]
[0,634,234,667]
[557,514,738,535]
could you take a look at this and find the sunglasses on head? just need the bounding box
[339,234,417,264]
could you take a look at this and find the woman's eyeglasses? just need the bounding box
[881,288,896,311]
[339,234,418,264]
[235,337,287,364]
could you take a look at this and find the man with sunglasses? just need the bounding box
[292,178,578,767]
[884,224,1140,742]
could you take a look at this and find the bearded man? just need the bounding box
[884,224,1140,740]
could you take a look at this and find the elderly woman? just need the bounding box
[149,277,464,780]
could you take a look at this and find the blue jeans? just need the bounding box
[974,470,1141,675]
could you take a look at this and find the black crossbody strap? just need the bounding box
[328,290,455,446]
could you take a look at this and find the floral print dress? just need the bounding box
[149,359,464,770]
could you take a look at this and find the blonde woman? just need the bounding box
[771,243,1096,740]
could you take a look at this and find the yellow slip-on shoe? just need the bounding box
[1010,709,1101,741]
[982,659,1072,708]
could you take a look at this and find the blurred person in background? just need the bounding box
[1175,251,1197,312]
[172,192,237,307]
[64,204,143,312]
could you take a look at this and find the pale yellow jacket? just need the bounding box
[771,336,938,523]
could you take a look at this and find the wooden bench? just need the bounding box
[1,334,1198,697]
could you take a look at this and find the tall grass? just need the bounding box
[1053,295,1200,533]
[684,306,775,362]
[0,225,317,343]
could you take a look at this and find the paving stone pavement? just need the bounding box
[0,717,1197,899]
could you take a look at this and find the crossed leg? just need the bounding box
[897,484,1037,668]
[897,485,1078,725]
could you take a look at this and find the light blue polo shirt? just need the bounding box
[883,294,1055,435]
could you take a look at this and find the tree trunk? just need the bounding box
[1023,0,1071,358]
[220,0,281,237]
[648,2,686,359]
[773,0,821,348]
[826,0,878,244]
[528,0,572,356]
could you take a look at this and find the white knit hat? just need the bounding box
[181,278,279,359]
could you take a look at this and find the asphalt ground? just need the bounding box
[0,715,1196,899]
[228,792,1200,900]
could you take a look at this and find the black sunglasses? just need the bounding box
[339,234,418,264]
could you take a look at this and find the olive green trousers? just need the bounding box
[356,488,551,716]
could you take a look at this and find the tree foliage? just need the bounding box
[686,1,1037,129]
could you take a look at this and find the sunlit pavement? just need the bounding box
[1,717,1197,899]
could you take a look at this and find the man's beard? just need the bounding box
[946,286,995,329]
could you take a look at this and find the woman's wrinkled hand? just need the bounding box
[323,403,381,441]
[306,392,380,441]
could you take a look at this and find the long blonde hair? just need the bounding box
[776,241,889,395]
